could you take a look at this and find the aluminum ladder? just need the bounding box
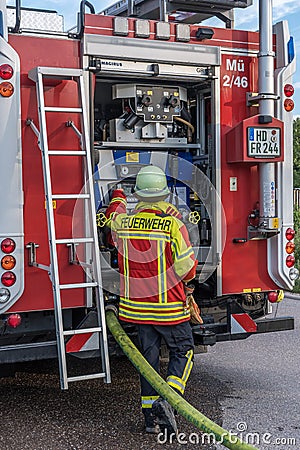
[27,66,111,389]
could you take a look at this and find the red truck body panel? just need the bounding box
[6,16,281,311]
[8,35,86,311]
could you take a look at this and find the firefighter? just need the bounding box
[105,165,198,436]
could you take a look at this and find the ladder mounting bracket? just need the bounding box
[66,242,80,265]
[66,120,83,147]
[26,118,41,147]
[26,242,50,272]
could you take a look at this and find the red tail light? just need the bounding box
[7,314,22,328]
[285,228,295,241]
[284,84,294,97]
[1,238,16,254]
[0,64,13,80]
[1,271,16,287]
[286,255,295,268]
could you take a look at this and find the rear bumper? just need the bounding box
[256,316,294,333]
[0,316,294,363]
[193,316,295,346]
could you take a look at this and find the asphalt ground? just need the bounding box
[0,355,225,450]
[0,295,298,450]
[210,295,300,450]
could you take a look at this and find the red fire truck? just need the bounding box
[0,0,296,389]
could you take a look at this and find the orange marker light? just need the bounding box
[0,82,14,97]
[1,255,16,270]
[286,242,295,254]
[284,98,294,112]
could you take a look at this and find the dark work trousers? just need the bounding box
[137,321,194,420]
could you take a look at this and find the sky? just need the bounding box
[6,0,300,117]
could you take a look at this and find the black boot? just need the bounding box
[143,410,160,434]
[152,398,178,437]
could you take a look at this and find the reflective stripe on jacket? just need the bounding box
[106,199,197,325]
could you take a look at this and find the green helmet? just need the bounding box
[134,165,170,199]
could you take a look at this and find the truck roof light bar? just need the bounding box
[287,36,295,64]
[0,11,4,38]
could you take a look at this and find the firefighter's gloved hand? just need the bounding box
[184,284,203,325]
[184,283,195,297]
[187,294,203,325]
[111,189,127,201]
[96,211,107,228]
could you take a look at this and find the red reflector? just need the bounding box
[284,84,294,97]
[285,228,295,241]
[286,242,295,254]
[0,64,14,80]
[7,314,22,328]
[1,238,16,254]
[286,255,295,268]
[267,291,278,303]
[1,271,16,287]
[232,238,247,244]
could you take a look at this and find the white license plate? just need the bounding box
[247,127,281,158]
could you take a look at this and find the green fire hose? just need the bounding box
[106,309,258,450]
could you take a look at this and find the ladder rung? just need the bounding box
[52,194,90,200]
[55,238,94,244]
[48,150,86,156]
[59,282,98,290]
[44,107,82,113]
[28,67,83,81]
[67,373,106,383]
[63,327,102,336]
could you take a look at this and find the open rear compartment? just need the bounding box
[91,66,222,321]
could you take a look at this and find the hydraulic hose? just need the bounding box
[106,309,258,450]
[173,116,195,134]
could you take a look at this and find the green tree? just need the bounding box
[293,118,300,187]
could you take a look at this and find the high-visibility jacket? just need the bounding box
[105,191,198,325]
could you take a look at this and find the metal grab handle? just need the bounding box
[8,0,21,33]
[78,0,95,39]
